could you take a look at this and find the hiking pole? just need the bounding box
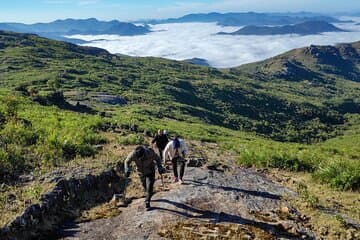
[160,173,170,191]
[160,174,165,188]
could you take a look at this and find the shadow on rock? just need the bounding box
[187,180,281,200]
[51,222,80,239]
[152,199,302,239]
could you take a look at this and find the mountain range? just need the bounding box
[0,12,351,44]
[0,29,359,190]
[0,25,359,239]
[143,12,348,26]
[1,30,359,143]
[0,18,150,43]
[218,21,347,36]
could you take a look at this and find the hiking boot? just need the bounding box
[145,201,151,210]
[173,177,179,183]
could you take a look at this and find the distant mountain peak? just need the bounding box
[142,12,346,26]
[218,20,347,36]
[237,41,360,83]
[0,18,150,44]
[183,58,210,67]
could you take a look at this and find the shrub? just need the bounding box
[237,148,317,172]
[117,134,146,146]
[270,151,315,172]
[37,136,63,166]
[62,140,77,160]
[314,159,360,190]
[82,131,107,145]
[296,182,319,208]
[2,95,22,119]
[237,148,269,167]
[0,111,5,126]
[1,121,39,146]
[0,144,27,177]
[76,144,96,157]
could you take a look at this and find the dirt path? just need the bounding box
[57,165,315,240]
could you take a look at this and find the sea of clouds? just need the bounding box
[67,17,360,68]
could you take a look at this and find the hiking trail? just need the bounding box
[58,163,315,240]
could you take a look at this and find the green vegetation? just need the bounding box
[235,118,360,190]
[0,93,106,180]
[295,182,319,208]
[0,30,359,191]
[273,170,359,239]
[117,133,146,145]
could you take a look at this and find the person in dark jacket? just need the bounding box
[151,129,169,160]
[124,145,165,209]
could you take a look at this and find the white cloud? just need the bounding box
[67,20,360,68]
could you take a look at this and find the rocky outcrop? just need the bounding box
[272,60,323,82]
[0,169,124,240]
[58,166,315,239]
[94,94,127,105]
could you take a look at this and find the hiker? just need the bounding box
[163,136,188,184]
[151,129,169,161]
[124,145,166,209]
[163,129,169,138]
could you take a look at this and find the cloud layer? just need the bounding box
[68,20,360,68]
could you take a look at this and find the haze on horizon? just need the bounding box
[1,0,360,23]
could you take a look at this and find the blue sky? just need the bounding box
[1,0,360,23]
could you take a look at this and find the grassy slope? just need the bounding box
[2,31,359,143]
[0,30,359,191]
[0,31,359,234]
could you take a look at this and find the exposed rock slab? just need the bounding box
[58,167,315,240]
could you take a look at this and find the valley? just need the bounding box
[0,29,359,239]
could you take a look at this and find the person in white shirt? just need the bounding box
[163,136,189,184]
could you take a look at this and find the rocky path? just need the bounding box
[57,165,315,240]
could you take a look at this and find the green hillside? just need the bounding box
[0,30,359,191]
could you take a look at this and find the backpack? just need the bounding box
[135,146,145,158]
[173,138,180,149]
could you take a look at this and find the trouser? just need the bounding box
[158,147,165,161]
[172,157,186,180]
[140,171,155,203]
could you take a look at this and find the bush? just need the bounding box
[0,111,5,126]
[118,134,146,145]
[314,159,360,190]
[296,182,319,208]
[1,121,39,146]
[62,140,77,160]
[83,131,107,145]
[76,144,96,157]
[2,95,22,119]
[270,151,316,172]
[0,144,27,177]
[237,148,269,167]
[238,148,317,172]
[0,121,37,177]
